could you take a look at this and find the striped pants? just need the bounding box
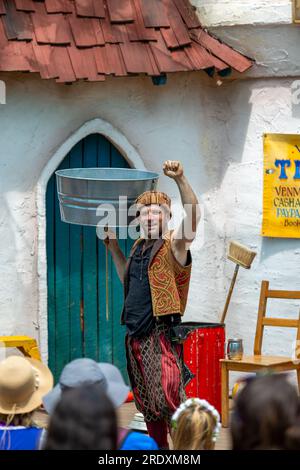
[126,322,186,448]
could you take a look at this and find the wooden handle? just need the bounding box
[220,264,240,324]
[105,243,109,322]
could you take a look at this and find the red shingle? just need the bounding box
[0,0,5,15]
[191,29,252,73]
[170,48,193,70]
[15,0,35,12]
[93,46,109,74]
[95,43,125,76]
[0,16,6,42]
[44,0,73,14]
[131,0,157,41]
[69,17,104,47]
[120,41,154,74]
[161,27,179,49]
[93,19,105,45]
[150,31,190,73]
[208,54,230,72]
[186,41,216,70]
[51,46,76,82]
[107,0,134,23]
[110,23,129,43]
[0,0,252,82]
[33,40,76,81]
[2,0,33,40]
[67,44,103,80]
[32,4,71,44]
[172,0,200,28]
[74,0,105,18]
[145,44,160,75]
[140,0,170,28]
[0,41,35,71]
[100,16,119,43]
[163,0,191,47]
[0,21,36,71]
[32,40,59,78]
[104,43,127,75]
[126,21,138,41]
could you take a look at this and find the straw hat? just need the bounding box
[0,356,53,415]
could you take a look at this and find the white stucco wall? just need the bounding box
[0,71,299,388]
[192,0,293,27]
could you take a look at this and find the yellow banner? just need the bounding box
[262,133,300,238]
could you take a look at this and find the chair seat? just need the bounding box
[0,335,41,360]
[221,355,296,367]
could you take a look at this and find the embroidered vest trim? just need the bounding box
[121,231,192,323]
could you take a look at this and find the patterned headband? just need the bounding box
[135,191,171,208]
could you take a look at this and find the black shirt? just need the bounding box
[124,240,181,338]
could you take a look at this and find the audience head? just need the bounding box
[43,358,129,414]
[44,384,117,450]
[0,355,53,427]
[171,398,221,450]
[231,373,300,450]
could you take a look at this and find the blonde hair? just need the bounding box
[172,403,217,450]
[0,412,35,428]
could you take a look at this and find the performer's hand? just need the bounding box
[103,227,118,252]
[163,160,184,180]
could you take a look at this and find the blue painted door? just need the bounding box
[46,134,132,383]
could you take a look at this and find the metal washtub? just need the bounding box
[55,167,159,227]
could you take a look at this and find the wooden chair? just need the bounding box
[220,280,300,427]
[0,335,41,360]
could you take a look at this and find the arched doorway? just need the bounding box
[46,134,133,382]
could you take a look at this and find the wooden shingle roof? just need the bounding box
[0,0,253,83]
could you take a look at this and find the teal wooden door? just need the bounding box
[46,134,133,383]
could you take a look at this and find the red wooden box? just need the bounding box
[183,322,225,415]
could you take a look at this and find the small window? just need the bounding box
[293,0,300,23]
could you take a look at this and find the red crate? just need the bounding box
[183,322,225,415]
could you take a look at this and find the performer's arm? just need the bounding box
[163,160,200,266]
[104,230,127,283]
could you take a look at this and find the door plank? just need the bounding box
[111,146,130,380]
[69,141,84,360]
[82,135,99,360]
[97,134,113,363]
[46,173,56,375]
[54,155,71,380]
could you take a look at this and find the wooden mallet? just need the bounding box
[220,241,257,324]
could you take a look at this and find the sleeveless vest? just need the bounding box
[121,231,192,324]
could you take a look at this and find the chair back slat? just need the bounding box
[262,318,299,328]
[268,290,300,300]
[254,280,300,355]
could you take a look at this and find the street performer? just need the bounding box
[104,161,200,448]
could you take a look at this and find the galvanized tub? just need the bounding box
[55,167,159,227]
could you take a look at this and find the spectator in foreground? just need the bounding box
[171,398,221,450]
[231,373,300,450]
[42,358,158,450]
[44,384,117,450]
[0,355,53,450]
